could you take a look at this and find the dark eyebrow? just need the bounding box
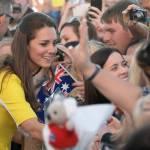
[40,40,49,42]
[105,27,115,32]
[40,39,57,43]
[110,64,118,68]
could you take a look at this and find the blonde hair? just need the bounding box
[129,40,149,86]
[133,94,150,128]
[88,40,107,55]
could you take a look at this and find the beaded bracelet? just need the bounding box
[85,64,101,81]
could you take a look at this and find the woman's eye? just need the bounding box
[111,67,117,71]
[110,65,118,71]
[40,43,47,47]
[122,61,129,67]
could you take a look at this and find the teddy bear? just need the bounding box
[43,94,78,150]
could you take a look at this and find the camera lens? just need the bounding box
[134,11,144,21]
[129,8,147,23]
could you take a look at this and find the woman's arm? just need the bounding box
[58,1,79,31]
[20,118,44,141]
[1,74,44,141]
[68,19,142,114]
[84,65,141,114]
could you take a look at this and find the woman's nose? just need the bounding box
[120,65,128,74]
[48,44,56,54]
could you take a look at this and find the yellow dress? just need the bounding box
[0,71,36,150]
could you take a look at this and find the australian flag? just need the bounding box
[51,64,76,96]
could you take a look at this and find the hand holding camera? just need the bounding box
[122,4,149,39]
[129,8,147,23]
[122,4,148,25]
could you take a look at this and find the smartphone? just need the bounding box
[91,0,102,10]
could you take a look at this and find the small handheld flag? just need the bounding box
[51,64,77,96]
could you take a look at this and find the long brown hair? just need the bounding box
[0,12,56,111]
[84,47,124,105]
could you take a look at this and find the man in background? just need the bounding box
[9,0,33,35]
[0,0,13,40]
[100,0,135,54]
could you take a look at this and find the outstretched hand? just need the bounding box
[88,6,103,32]
[70,18,95,74]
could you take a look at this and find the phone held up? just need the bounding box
[91,0,102,11]
[87,0,102,20]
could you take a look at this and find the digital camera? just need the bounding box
[129,8,147,23]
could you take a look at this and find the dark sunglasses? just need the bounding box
[65,41,79,49]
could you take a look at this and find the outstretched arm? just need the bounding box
[58,1,79,31]
[68,19,142,114]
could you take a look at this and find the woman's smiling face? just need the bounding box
[28,26,57,70]
[103,52,129,80]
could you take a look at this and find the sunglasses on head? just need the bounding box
[65,41,79,49]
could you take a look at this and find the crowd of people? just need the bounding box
[0,0,150,150]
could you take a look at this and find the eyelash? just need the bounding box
[111,61,128,71]
[40,40,58,47]
[111,66,118,71]
[122,61,128,67]
[40,43,48,46]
